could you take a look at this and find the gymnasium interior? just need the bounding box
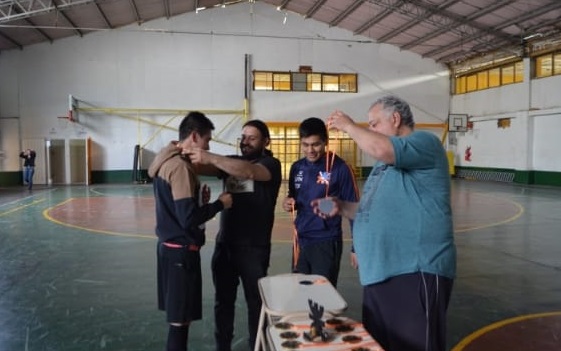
[1,1,561,350]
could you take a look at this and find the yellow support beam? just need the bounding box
[77,105,247,148]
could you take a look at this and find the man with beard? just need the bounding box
[183,119,282,351]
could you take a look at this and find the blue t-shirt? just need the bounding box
[288,153,358,246]
[353,131,456,285]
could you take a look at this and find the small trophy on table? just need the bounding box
[304,299,332,342]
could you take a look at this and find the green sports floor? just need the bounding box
[1,178,560,351]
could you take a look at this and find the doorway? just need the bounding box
[47,138,90,185]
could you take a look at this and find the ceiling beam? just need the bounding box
[355,0,406,35]
[377,0,458,42]
[8,4,54,42]
[0,29,23,50]
[128,0,141,24]
[24,17,54,42]
[53,0,83,37]
[0,0,96,24]
[276,0,292,11]
[423,0,561,58]
[305,0,328,19]
[329,0,364,27]
[162,0,170,19]
[94,1,112,28]
[400,0,514,52]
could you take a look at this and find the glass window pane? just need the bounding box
[292,73,307,91]
[489,68,501,87]
[466,74,477,92]
[514,61,524,82]
[455,76,466,94]
[254,71,272,90]
[502,65,514,84]
[322,74,339,92]
[535,55,552,78]
[273,73,291,91]
[339,74,357,92]
[308,73,322,91]
[477,71,488,89]
[554,53,561,75]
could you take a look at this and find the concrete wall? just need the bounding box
[451,57,561,173]
[0,2,449,179]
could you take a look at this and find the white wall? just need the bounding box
[0,2,450,173]
[451,57,561,172]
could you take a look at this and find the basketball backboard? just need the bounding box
[448,114,468,132]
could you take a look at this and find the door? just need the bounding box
[69,139,87,184]
[47,139,66,185]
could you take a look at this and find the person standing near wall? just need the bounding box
[313,95,456,351]
[282,117,358,287]
[148,111,233,351]
[183,119,282,351]
[19,148,36,190]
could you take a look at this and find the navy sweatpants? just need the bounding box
[362,272,453,351]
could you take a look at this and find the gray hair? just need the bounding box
[370,95,415,129]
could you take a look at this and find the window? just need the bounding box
[515,61,524,82]
[273,73,291,91]
[501,65,514,85]
[254,72,273,91]
[453,59,523,94]
[455,76,466,94]
[292,73,307,91]
[308,73,322,91]
[554,53,561,75]
[466,74,477,92]
[477,71,488,89]
[322,74,340,92]
[535,55,552,78]
[488,68,501,87]
[340,74,357,92]
[253,70,357,92]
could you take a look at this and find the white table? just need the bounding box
[254,274,348,351]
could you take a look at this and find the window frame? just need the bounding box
[253,70,358,93]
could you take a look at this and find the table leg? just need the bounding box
[254,306,266,351]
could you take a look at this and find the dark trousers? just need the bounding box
[362,272,453,351]
[294,238,342,287]
[212,243,270,351]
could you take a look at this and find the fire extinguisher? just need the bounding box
[464,146,472,162]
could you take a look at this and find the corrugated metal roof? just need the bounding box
[1,0,560,66]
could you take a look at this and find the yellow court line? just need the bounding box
[454,192,525,233]
[42,198,153,239]
[452,311,561,350]
[0,198,46,217]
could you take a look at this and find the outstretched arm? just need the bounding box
[185,147,271,181]
[328,110,395,164]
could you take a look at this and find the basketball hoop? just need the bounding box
[57,110,75,122]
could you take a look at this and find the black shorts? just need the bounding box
[157,241,202,323]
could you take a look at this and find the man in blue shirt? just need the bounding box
[283,117,358,287]
[314,96,456,351]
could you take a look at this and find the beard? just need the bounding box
[240,142,263,160]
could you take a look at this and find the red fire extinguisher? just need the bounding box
[464,146,472,162]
